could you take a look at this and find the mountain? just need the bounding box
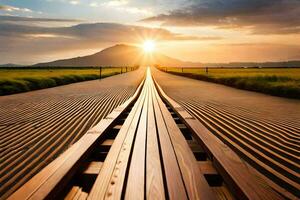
[0,63,23,67]
[34,44,300,68]
[34,44,193,67]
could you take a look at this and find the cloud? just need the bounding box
[102,0,128,7]
[116,6,152,15]
[0,15,81,23]
[69,0,80,5]
[0,21,213,63]
[0,22,207,41]
[98,0,152,15]
[0,5,32,12]
[142,0,300,34]
[89,2,99,7]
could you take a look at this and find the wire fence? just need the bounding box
[155,66,300,78]
[0,66,140,95]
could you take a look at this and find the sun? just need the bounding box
[143,40,156,53]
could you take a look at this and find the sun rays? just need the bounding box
[143,40,156,53]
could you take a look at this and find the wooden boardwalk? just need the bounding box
[152,68,300,199]
[8,68,282,199]
[0,69,143,199]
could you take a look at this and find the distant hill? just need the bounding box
[33,44,300,68]
[34,44,194,67]
[203,61,300,68]
[0,63,23,67]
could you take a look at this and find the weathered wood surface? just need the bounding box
[0,69,144,199]
[7,75,145,200]
[152,82,216,200]
[153,71,293,199]
[89,68,217,199]
[7,67,288,200]
[88,78,149,199]
[145,86,165,199]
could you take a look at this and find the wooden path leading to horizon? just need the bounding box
[7,68,284,200]
[153,68,300,199]
[0,69,144,199]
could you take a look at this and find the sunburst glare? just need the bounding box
[143,40,156,53]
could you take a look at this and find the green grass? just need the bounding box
[161,67,300,99]
[0,67,136,96]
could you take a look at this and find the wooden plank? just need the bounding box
[83,162,103,175]
[145,86,165,199]
[190,119,292,200]
[187,101,300,174]
[64,186,85,200]
[212,186,234,200]
[72,187,82,200]
[65,186,80,200]
[104,74,151,199]
[8,134,99,200]
[187,139,204,152]
[198,161,218,175]
[113,125,122,130]
[78,191,88,200]
[151,85,188,200]
[177,123,187,129]
[124,84,149,199]
[243,160,297,200]
[101,139,114,146]
[0,67,145,200]
[88,77,149,200]
[152,83,216,200]
[8,76,145,200]
[153,77,284,200]
[184,106,300,195]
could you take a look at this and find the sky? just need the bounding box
[0,0,299,64]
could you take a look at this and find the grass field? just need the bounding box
[0,67,136,95]
[160,67,300,99]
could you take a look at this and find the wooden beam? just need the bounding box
[125,84,149,199]
[151,85,188,200]
[153,76,284,200]
[89,76,148,200]
[153,81,216,200]
[145,86,165,199]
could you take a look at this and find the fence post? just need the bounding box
[205,67,208,75]
[121,67,122,74]
[99,66,102,79]
[182,67,183,73]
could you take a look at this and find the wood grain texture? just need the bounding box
[7,73,145,200]
[152,81,216,200]
[83,162,103,175]
[0,69,144,199]
[88,76,148,200]
[151,85,188,200]
[152,67,300,199]
[8,67,291,200]
[146,86,165,200]
[125,85,149,199]
[153,74,285,200]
